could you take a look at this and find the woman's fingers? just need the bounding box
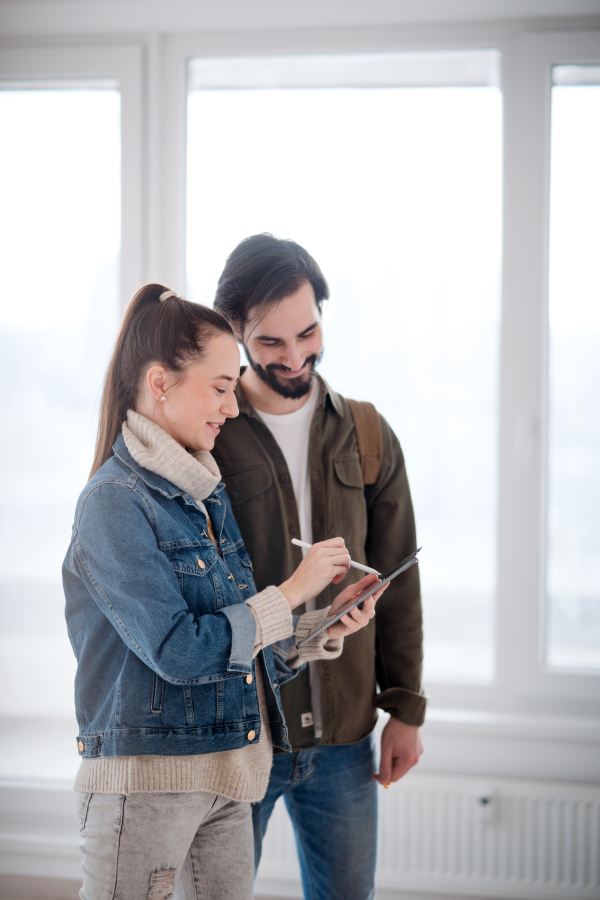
[319,537,347,548]
[326,581,389,638]
[330,573,378,608]
[312,539,351,575]
[309,542,350,568]
[280,538,353,609]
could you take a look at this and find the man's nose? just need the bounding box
[281,344,304,372]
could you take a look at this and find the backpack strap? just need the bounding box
[347,399,383,486]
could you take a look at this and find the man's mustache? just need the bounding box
[267,355,319,375]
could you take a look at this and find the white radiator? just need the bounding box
[256,772,600,900]
[1,773,598,898]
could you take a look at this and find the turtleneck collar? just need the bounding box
[122,410,221,506]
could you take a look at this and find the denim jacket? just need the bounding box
[63,434,297,760]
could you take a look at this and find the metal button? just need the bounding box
[197,558,206,569]
[77,740,85,752]
[278,473,289,483]
[246,674,253,684]
[228,573,234,580]
[247,730,256,741]
[288,524,298,535]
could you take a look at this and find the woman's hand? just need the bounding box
[279,538,351,610]
[326,573,389,640]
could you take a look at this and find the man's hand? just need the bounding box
[373,717,423,786]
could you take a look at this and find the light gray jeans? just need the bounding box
[77,791,254,900]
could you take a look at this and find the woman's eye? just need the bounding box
[216,388,226,395]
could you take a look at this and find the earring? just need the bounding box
[160,396,166,402]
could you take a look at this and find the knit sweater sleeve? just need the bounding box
[286,607,343,667]
[245,592,343,664]
[246,586,294,656]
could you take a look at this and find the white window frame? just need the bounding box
[494,30,600,711]
[0,44,144,311]
[163,27,600,720]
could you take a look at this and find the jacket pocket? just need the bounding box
[333,456,364,489]
[223,465,272,505]
[161,543,218,577]
[331,456,368,547]
[150,672,165,713]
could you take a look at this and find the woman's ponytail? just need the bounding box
[90,284,234,477]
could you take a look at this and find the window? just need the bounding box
[546,65,600,671]
[0,45,142,781]
[0,83,121,721]
[0,28,596,756]
[187,50,502,683]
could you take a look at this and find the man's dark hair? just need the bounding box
[214,233,329,334]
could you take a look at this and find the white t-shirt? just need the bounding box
[255,384,324,737]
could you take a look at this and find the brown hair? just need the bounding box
[90,283,234,478]
[214,233,329,335]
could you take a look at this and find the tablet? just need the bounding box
[296,547,421,648]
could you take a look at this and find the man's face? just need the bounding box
[242,280,323,400]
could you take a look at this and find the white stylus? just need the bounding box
[291,538,381,576]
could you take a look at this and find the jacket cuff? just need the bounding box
[246,586,294,655]
[375,686,427,727]
[287,607,344,667]
[219,602,257,671]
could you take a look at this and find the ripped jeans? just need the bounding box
[77,790,254,900]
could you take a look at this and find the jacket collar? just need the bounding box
[234,367,344,419]
[112,433,225,502]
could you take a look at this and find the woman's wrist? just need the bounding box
[278,576,305,610]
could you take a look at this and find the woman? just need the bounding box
[63,284,385,900]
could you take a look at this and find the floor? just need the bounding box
[0,878,80,900]
[0,875,282,900]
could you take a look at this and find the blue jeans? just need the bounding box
[252,735,378,900]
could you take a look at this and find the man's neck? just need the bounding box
[240,366,314,415]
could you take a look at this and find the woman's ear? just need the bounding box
[146,365,169,403]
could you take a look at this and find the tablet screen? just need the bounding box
[295,547,421,648]
[332,548,420,616]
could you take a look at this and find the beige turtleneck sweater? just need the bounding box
[74,411,343,801]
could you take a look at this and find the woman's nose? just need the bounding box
[223,393,239,419]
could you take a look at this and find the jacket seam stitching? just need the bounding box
[74,538,245,685]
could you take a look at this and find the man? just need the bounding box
[212,234,425,900]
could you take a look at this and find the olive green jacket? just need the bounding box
[212,372,426,749]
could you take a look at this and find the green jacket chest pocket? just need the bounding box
[331,456,368,548]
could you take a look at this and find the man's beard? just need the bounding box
[244,347,323,400]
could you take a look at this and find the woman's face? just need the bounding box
[140,332,241,452]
